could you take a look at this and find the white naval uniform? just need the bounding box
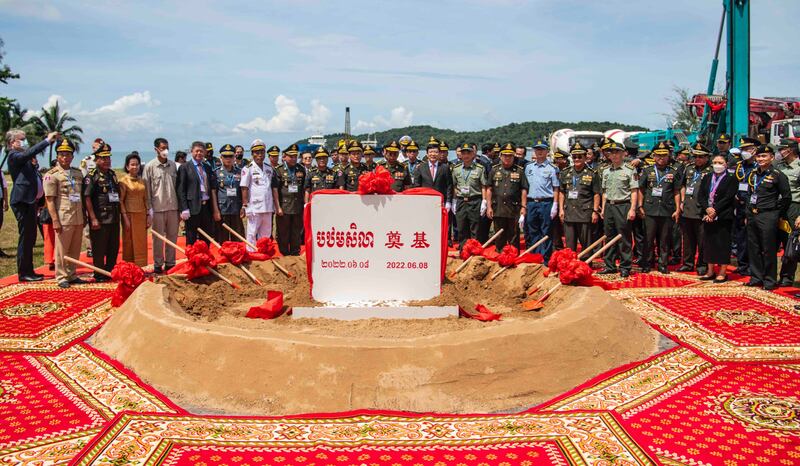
[240,161,277,250]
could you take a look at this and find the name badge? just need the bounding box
[567,189,579,199]
[738,182,748,192]
[685,187,694,196]
[226,187,237,197]
[68,193,81,203]
[288,184,299,193]
[651,187,663,197]
[107,192,120,203]
[460,187,470,196]
[750,194,758,204]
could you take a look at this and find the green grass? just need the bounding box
[0,205,45,278]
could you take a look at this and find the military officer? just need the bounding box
[599,139,639,277]
[439,141,450,164]
[638,141,682,274]
[333,142,349,173]
[487,143,528,251]
[339,140,368,192]
[513,144,528,169]
[550,150,568,251]
[678,143,712,275]
[240,139,281,250]
[715,133,733,164]
[452,144,489,247]
[43,139,85,288]
[523,137,560,262]
[363,145,378,171]
[234,145,249,170]
[558,142,601,251]
[275,144,305,256]
[305,146,339,198]
[776,139,800,286]
[205,142,221,171]
[82,143,120,281]
[267,145,281,169]
[404,140,422,176]
[732,137,759,275]
[745,145,791,290]
[214,144,244,242]
[378,140,410,192]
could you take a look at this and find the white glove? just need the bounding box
[180,210,190,221]
[445,201,452,213]
[518,214,525,227]
[550,202,558,219]
[480,199,487,217]
[452,198,459,212]
[148,208,153,217]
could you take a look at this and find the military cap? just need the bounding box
[481,143,493,153]
[398,135,412,148]
[439,141,449,151]
[652,141,671,156]
[55,138,75,154]
[314,146,329,158]
[283,143,300,155]
[691,142,710,156]
[603,140,625,152]
[405,140,419,151]
[569,142,587,155]
[337,145,349,156]
[459,143,474,153]
[717,133,732,143]
[778,139,799,151]
[267,145,281,156]
[739,137,759,149]
[756,144,775,155]
[492,142,501,153]
[250,139,266,151]
[553,150,568,159]
[499,143,515,155]
[384,140,401,152]
[364,145,377,156]
[426,136,439,150]
[219,143,235,157]
[94,143,112,157]
[347,140,364,152]
[599,137,615,150]
[532,138,549,149]
[205,142,214,153]
[677,146,692,156]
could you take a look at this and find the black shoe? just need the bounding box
[735,267,750,276]
[69,277,88,284]
[0,249,9,258]
[668,258,681,266]
[57,281,70,289]
[778,278,794,287]
[640,267,651,273]
[47,263,55,271]
[19,275,44,282]
[744,280,763,287]
[597,268,618,275]
[677,265,693,272]
[696,267,708,276]
[699,275,715,281]
[658,266,670,274]
[32,272,45,278]
[94,275,110,283]
[153,266,163,274]
[713,277,728,283]
[620,270,631,278]
[764,284,777,291]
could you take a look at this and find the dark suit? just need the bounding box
[8,140,51,277]
[697,172,737,265]
[411,161,452,203]
[177,159,217,244]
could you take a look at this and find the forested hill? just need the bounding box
[298,121,649,148]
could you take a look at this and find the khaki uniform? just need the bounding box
[43,166,85,284]
[601,164,638,272]
[452,162,489,245]
[489,163,528,250]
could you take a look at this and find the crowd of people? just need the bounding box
[3,127,799,292]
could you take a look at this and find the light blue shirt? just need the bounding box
[524,160,560,199]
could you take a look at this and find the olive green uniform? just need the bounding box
[83,168,120,279]
[305,167,339,193]
[680,163,711,270]
[746,166,791,288]
[639,164,681,270]
[339,163,368,192]
[378,160,411,192]
[488,164,528,251]
[559,166,600,251]
[275,164,306,256]
[452,162,489,246]
[777,157,800,282]
[43,166,85,284]
[601,164,638,272]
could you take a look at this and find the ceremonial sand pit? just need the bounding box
[92,256,661,415]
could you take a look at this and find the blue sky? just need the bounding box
[1,0,798,157]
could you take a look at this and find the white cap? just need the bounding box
[730,147,741,155]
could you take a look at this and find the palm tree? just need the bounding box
[29,100,84,164]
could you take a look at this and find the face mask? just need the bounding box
[19,138,28,149]
[160,149,169,158]
[775,153,784,162]
[713,164,726,174]
[741,150,753,160]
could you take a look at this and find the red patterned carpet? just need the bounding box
[2,272,800,464]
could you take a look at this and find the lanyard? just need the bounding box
[749,170,768,190]
[737,163,754,181]
[709,172,725,193]
[193,160,205,182]
[654,166,665,185]
[460,164,473,186]
[692,169,702,184]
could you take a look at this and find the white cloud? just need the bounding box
[355,106,414,132]
[30,91,162,134]
[87,91,159,115]
[0,0,61,21]
[233,95,330,134]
